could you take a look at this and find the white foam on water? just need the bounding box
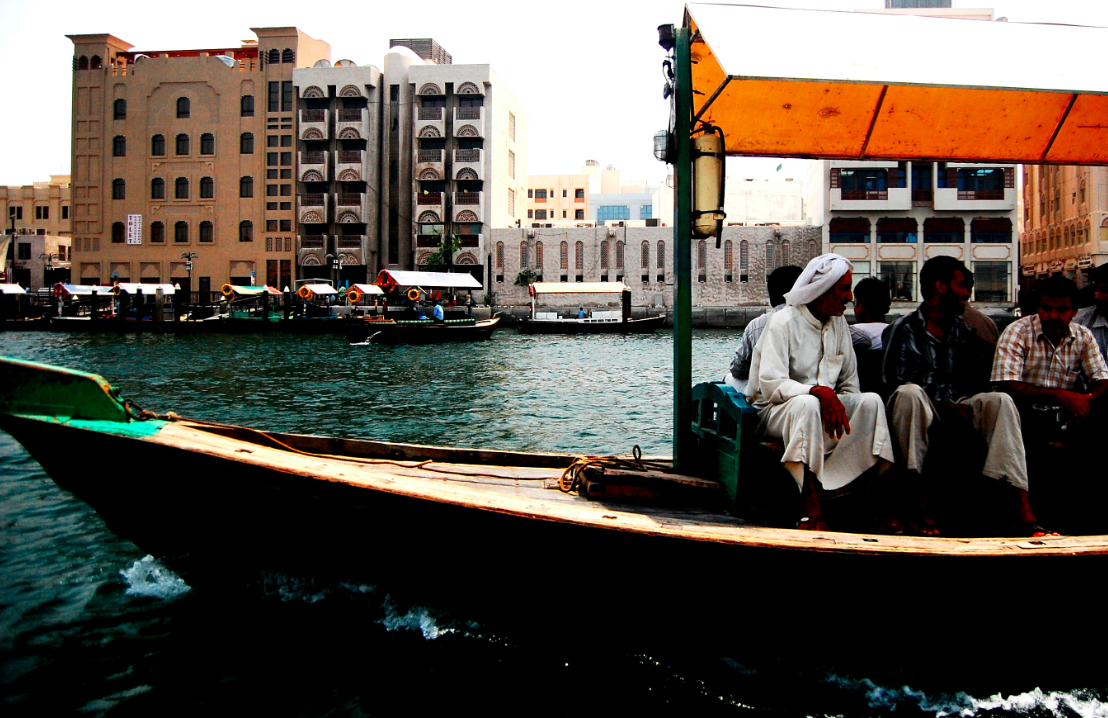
[119,555,191,600]
[78,684,153,713]
[340,581,376,595]
[259,571,329,603]
[379,595,454,640]
[828,674,1108,718]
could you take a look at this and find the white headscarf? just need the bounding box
[784,253,854,307]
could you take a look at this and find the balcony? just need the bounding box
[452,191,484,219]
[417,234,444,248]
[298,235,327,250]
[454,106,484,127]
[912,189,933,207]
[455,233,481,249]
[415,106,445,140]
[335,108,369,141]
[299,151,328,182]
[336,234,365,250]
[415,148,444,179]
[334,150,366,182]
[934,186,1016,211]
[298,235,328,266]
[335,192,367,224]
[299,109,329,141]
[830,187,911,211]
[415,190,444,214]
[298,193,329,224]
[453,148,483,178]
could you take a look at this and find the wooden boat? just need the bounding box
[345,315,500,344]
[518,282,667,334]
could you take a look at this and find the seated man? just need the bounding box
[883,256,1030,535]
[724,264,802,395]
[993,275,1108,530]
[1074,263,1108,363]
[747,254,894,531]
[850,277,891,351]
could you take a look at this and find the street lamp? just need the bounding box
[39,252,58,287]
[325,252,341,288]
[181,252,198,310]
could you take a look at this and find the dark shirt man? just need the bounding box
[1074,263,1108,363]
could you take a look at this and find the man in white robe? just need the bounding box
[747,254,895,530]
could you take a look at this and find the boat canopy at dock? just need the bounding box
[685,3,1108,164]
[349,283,384,295]
[529,282,628,295]
[226,285,282,296]
[113,283,176,295]
[52,284,116,296]
[298,283,338,296]
[0,284,27,295]
[376,270,482,290]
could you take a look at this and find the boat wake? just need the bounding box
[380,595,455,640]
[119,555,191,600]
[828,674,1108,717]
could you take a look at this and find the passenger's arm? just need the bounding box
[996,381,1093,424]
[756,316,813,403]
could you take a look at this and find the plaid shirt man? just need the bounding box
[991,314,1108,390]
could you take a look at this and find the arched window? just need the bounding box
[111,222,125,243]
[495,241,504,269]
[176,133,190,155]
[616,241,625,269]
[560,241,569,270]
[600,240,609,269]
[112,135,126,157]
[174,221,189,243]
[740,240,749,269]
[113,99,126,120]
[641,241,650,268]
[90,55,102,69]
[575,241,584,270]
[535,241,544,271]
[175,177,189,199]
[150,221,164,244]
[177,97,190,119]
[766,241,775,273]
[519,241,529,269]
[239,176,253,198]
[657,241,665,271]
[282,49,294,63]
[808,240,817,259]
[200,133,214,155]
[151,178,165,199]
[77,56,89,70]
[268,49,280,64]
[200,177,214,199]
[239,220,253,242]
[199,221,213,244]
[241,95,254,117]
[112,178,125,200]
[781,240,791,266]
[240,132,254,154]
[724,240,733,270]
[151,134,165,156]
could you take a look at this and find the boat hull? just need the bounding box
[345,317,500,344]
[517,314,666,334]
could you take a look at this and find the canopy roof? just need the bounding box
[300,283,338,295]
[54,283,114,296]
[685,3,1108,164]
[114,283,176,295]
[377,270,481,289]
[228,285,281,296]
[0,283,27,295]
[530,282,628,295]
[350,283,384,295]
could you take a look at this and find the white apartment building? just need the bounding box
[806,160,1019,303]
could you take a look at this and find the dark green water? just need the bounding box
[1,330,1104,716]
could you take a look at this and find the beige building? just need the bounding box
[1,175,73,289]
[67,29,329,299]
[1019,165,1108,290]
[526,174,589,224]
[724,175,804,227]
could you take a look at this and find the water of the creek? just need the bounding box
[0,329,1104,716]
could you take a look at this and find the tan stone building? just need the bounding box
[526,174,589,224]
[1019,165,1108,290]
[1,175,72,289]
[67,29,329,300]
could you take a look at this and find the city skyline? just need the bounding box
[3,0,1108,187]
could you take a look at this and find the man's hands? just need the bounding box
[810,385,850,439]
[1057,389,1093,425]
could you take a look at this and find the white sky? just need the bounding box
[2,0,1107,187]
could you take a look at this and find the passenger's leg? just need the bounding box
[885,383,934,473]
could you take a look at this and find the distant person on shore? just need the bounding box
[747,254,894,531]
[1074,263,1108,362]
[577,307,586,319]
[432,302,444,323]
[724,264,802,395]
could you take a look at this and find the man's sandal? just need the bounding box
[1018,522,1060,538]
[797,516,830,531]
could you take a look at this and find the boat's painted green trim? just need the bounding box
[14,414,168,438]
[673,26,694,471]
[0,356,130,423]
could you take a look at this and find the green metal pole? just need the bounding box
[672,26,693,472]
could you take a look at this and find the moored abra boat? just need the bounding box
[518,282,666,334]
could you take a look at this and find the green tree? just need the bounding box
[420,234,462,271]
[514,268,538,287]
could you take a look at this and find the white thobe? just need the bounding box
[747,306,894,491]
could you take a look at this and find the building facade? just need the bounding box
[1,175,73,289]
[526,174,589,224]
[806,160,1019,303]
[723,176,804,227]
[67,29,329,299]
[1019,165,1108,290]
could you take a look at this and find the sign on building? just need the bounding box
[126,214,143,245]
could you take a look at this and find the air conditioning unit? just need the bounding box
[526,229,535,238]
